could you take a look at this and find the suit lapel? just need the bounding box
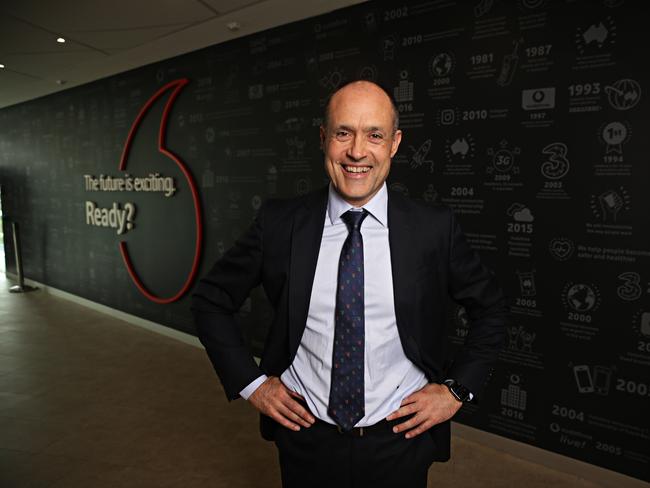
[387,189,418,339]
[288,185,328,355]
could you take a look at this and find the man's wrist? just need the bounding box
[443,379,473,402]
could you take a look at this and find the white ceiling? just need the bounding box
[0,0,366,109]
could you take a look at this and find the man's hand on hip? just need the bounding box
[386,383,462,439]
[247,376,316,431]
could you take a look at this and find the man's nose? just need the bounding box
[346,135,367,161]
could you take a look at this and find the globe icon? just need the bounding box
[567,284,597,312]
[431,53,453,77]
[606,79,641,111]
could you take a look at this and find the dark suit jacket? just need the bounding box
[191,184,508,462]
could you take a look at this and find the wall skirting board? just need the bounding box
[451,423,647,488]
[5,272,201,349]
[3,271,645,488]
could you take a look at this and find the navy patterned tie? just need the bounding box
[328,209,368,431]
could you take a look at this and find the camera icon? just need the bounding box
[440,109,456,125]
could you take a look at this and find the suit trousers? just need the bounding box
[273,413,435,488]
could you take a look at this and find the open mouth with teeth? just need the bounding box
[342,165,372,174]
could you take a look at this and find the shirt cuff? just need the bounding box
[240,374,268,400]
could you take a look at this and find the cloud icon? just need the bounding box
[507,203,534,222]
[514,207,534,222]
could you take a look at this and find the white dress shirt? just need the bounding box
[241,182,428,427]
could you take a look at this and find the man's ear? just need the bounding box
[319,125,326,150]
[390,130,403,158]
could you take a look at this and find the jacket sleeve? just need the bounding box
[445,209,510,398]
[191,202,267,401]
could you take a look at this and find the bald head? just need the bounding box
[323,80,400,133]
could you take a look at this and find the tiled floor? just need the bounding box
[0,273,607,488]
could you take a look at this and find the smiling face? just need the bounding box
[320,81,402,207]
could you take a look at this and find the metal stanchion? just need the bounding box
[9,221,37,293]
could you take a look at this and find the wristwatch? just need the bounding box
[443,379,472,402]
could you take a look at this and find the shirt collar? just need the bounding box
[327,182,388,227]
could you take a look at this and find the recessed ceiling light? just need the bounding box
[56,37,66,43]
[0,63,5,69]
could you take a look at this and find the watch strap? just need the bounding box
[444,379,472,402]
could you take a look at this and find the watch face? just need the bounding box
[454,385,470,402]
[448,382,470,402]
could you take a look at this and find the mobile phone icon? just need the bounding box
[497,41,520,87]
[573,365,594,393]
[640,312,650,337]
[593,366,612,396]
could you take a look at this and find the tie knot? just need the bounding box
[341,209,368,232]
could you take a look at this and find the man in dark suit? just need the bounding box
[192,80,508,488]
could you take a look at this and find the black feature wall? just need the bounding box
[1,0,648,481]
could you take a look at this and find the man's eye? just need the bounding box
[335,131,350,138]
[369,133,383,141]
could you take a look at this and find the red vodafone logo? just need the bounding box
[118,79,203,304]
